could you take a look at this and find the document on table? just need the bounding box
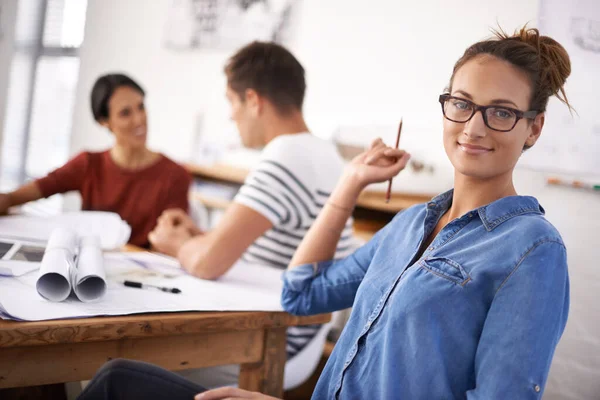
[0,251,284,321]
[0,211,131,250]
[35,229,107,303]
[0,238,45,277]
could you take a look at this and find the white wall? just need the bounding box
[70,0,236,160]
[0,0,19,166]
[71,1,600,399]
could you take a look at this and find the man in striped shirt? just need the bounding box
[147,41,356,387]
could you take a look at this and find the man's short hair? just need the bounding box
[224,41,306,114]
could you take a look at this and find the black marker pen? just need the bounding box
[123,280,181,294]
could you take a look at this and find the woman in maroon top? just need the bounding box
[0,74,192,247]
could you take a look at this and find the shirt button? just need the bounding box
[534,384,541,393]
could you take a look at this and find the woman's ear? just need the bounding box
[525,112,545,148]
[99,119,111,132]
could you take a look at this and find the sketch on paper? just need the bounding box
[570,17,600,53]
[519,0,600,176]
[164,0,299,51]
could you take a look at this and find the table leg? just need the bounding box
[239,326,287,397]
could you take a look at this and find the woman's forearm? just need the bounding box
[9,182,43,206]
[288,140,410,270]
[289,173,363,268]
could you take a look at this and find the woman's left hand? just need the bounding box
[195,387,281,400]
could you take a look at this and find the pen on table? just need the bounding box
[385,119,403,203]
[547,177,600,191]
[123,280,182,294]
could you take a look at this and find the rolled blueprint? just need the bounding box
[72,236,106,302]
[36,228,77,302]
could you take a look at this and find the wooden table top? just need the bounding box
[0,311,331,348]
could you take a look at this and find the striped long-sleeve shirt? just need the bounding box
[234,133,357,358]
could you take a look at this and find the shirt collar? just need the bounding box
[428,189,544,231]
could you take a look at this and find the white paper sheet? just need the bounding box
[0,261,41,277]
[0,252,284,321]
[0,211,131,250]
[0,238,45,277]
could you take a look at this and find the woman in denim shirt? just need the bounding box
[200,27,571,400]
[79,27,572,400]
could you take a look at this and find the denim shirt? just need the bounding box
[281,190,569,400]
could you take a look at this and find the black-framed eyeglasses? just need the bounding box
[439,94,538,132]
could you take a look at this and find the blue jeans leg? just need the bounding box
[77,358,206,400]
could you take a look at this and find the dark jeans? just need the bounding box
[77,359,207,400]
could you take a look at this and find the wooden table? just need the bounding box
[0,310,330,398]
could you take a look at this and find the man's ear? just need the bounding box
[525,112,545,148]
[244,89,262,117]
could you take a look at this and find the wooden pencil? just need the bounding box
[385,119,403,203]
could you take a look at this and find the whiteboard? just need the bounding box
[519,0,600,177]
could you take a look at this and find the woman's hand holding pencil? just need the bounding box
[325,121,410,218]
[289,125,411,270]
[289,123,410,268]
[343,130,411,192]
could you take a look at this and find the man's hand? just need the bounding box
[148,222,193,257]
[195,387,281,400]
[157,208,203,236]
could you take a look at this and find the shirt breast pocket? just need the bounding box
[419,257,471,286]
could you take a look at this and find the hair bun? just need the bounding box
[515,27,571,106]
[538,35,571,93]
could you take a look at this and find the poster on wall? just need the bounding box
[519,0,600,177]
[163,0,300,51]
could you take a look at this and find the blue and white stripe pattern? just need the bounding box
[234,134,357,358]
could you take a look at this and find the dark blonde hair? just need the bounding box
[449,26,572,114]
